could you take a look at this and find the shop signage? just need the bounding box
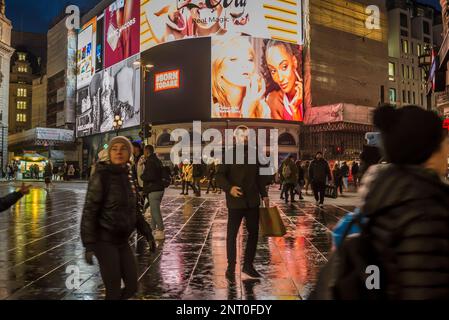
[154,70,180,92]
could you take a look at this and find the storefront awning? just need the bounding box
[9,127,75,149]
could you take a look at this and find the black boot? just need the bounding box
[242,265,262,278]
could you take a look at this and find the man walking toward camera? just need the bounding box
[309,152,331,208]
[216,126,270,281]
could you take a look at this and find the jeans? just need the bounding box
[182,181,197,194]
[342,177,348,189]
[283,183,295,201]
[147,191,164,231]
[94,241,137,300]
[193,177,201,195]
[312,181,326,204]
[227,207,260,267]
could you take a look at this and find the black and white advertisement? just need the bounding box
[76,54,141,137]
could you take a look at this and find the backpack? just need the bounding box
[161,166,172,188]
[309,212,387,300]
[282,163,292,178]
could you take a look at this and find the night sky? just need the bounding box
[5,0,444,34]
[6,0,99,33]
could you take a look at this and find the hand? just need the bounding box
[19,183,31,195]
[85,251,95,265]
[242,75,266,118]
[230,186,243,198]
[263,197,270,208]
[146,233,156,253]
[290,81,304,120]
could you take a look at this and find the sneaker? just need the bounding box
[154,230,165,240]
[242,265,262,278]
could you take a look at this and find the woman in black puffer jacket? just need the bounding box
[363,105,449,299]
[81,136,155,300]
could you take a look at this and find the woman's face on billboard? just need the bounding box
[191,1,223,29]
[220,44,255,87]
[266,45,298,95]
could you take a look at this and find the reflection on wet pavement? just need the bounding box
[0,182,355,300]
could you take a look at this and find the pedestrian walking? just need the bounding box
[141,145,166,241]
[356,105,449,299]
[180,160,196,196]
[295,160,305,200]
[340,161,349,191]
[281,155,298,203]
[67,165,75,181]
[44,162,53,191]
[192,163,203,197]
[351,161,359,188]
[206,159,217,194]
[309,152,332,207]
[216,126,270,280]
[303,161,310,195]
[332,163,343,195]
[81,136,155,300]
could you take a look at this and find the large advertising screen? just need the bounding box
[77,18,97,89]
[76,54,141,137]
[143,37,211,124]
[105,0,140,68]
[211,36,303,121]
[140,0,303,51]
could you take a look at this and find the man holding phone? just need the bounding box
[1,183,31,212]
[216,126,270,280]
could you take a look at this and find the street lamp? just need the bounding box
[418,45,434,110]
[112,115,123,136]
[134,60,155,145]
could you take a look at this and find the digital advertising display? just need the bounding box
[77,17,97,89]
[105,0,141,68]
[76,54,141,137]
[140,0,304,51]
[211,36,303,121]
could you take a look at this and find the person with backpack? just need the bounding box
[332,162,343,196]
[180,160,196,196]
[295,160,305,200]
[309,152,332,207]
[141,145,167,241]
[81,136,155,300]
[351,161,360,188]
[340,162,350,191]
[313,105,449,300]
[281,156,298,203]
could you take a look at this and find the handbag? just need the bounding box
[325,184,338,199]
[259,206,287,237]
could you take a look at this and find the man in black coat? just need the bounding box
[1,184,30,212]
[309,152,331,207]
[216,126,270,280]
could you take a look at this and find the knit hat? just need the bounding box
[373,105,445,165]
[107,136,133,161]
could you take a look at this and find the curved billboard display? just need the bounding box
[76,0,304,137]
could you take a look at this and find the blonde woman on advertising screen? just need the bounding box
[263,40,304,121]
[212,36,270,119]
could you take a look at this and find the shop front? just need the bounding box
[12,153,48,180]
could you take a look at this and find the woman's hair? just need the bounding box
[261,40,302,96]
[211,36,254,107]
[373,104,445,165]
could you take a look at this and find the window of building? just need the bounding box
[389,62,395,81]
[417,44,422,56]
[403,90,406,102]
[17,88,27,97]
[16,114,26,122]
[402,39,409,54]
[421,94,424,105]
[407,66,410,79]
[411,42,414,55]
[423,21,430,35]
[402,64,405,78]
[17,101,27,110]
[389,88,397,104]
[401,29,409,37]
[408,91,411,103]
[413,92,416,104]
[18,52,26,61]
[400,13,408,28]
[412,67,415,79]
[18,66,28,73]
[424,37,431,44]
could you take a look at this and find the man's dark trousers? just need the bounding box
[312,181,326,204]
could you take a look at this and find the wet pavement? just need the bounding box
[0,181,357,300]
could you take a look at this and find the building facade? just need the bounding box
[31,75,47,128]
[387,0,442,109]
[0,0,14,170]
[9,51,34,133]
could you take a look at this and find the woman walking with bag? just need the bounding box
[81,136,156,300]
